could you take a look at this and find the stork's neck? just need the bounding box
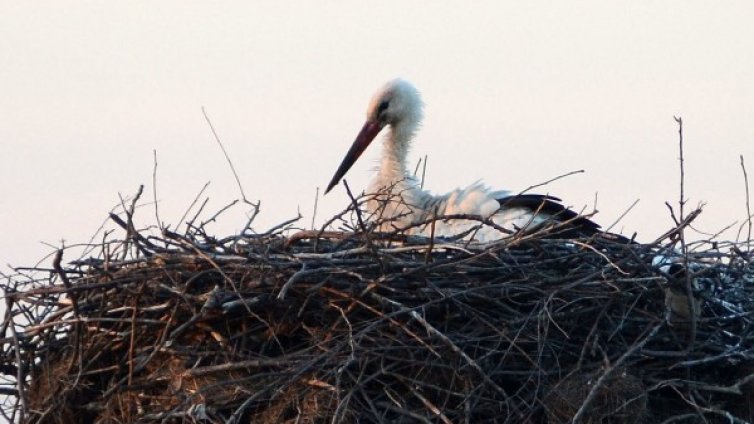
[375,121,419,192]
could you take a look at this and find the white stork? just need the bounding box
[325,79,608,242]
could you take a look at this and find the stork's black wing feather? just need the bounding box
[496,194,633,242]
[496,194,604,237]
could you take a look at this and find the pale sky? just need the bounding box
[2,2,754,273]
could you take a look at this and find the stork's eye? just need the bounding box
[377,100,390,114]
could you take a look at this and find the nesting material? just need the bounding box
[2,204,753,424]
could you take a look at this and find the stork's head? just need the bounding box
[365,78,423,128]
[325,79,424,194]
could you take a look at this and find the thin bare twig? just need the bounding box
[152,150,163,231]
[519,169,585,195]
[420,154,428,190]
[674,116,686,222]
[202,106,248,201]
[176,181,210,230]
[740,155,752,247]
[311,186,320,230]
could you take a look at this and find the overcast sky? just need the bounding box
[2,2,754,273]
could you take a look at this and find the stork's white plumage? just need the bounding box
[325,79,604,241]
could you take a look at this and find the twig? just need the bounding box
[52,249,79,317]
[176,181,210,231]
[185,358,293,377]
[740,155,752,247]
[261,214,301,236]
[424,206,438,265]
[420,154,428,190]
[343,180,384,273]
[152,150,163,231]
[674,116,686,222]
[108,213,156,251]
[651,207,703,246]
[673,116,697,350]
[519,169,585,195]
[603,198,639,235]
[239,200,262,235]
[4,297,26,422]
[185,197,210,235]
[117,186,147,259]
[200,199,239,228]
[127,291,139,387]
[311,186,320,230]
[202,106,248,201]
[343,180,367,234]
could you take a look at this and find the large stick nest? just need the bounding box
[2,197,754,423]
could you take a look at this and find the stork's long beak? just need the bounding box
[325,120,384,194]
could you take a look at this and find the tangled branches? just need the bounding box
[1,197,753,423]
